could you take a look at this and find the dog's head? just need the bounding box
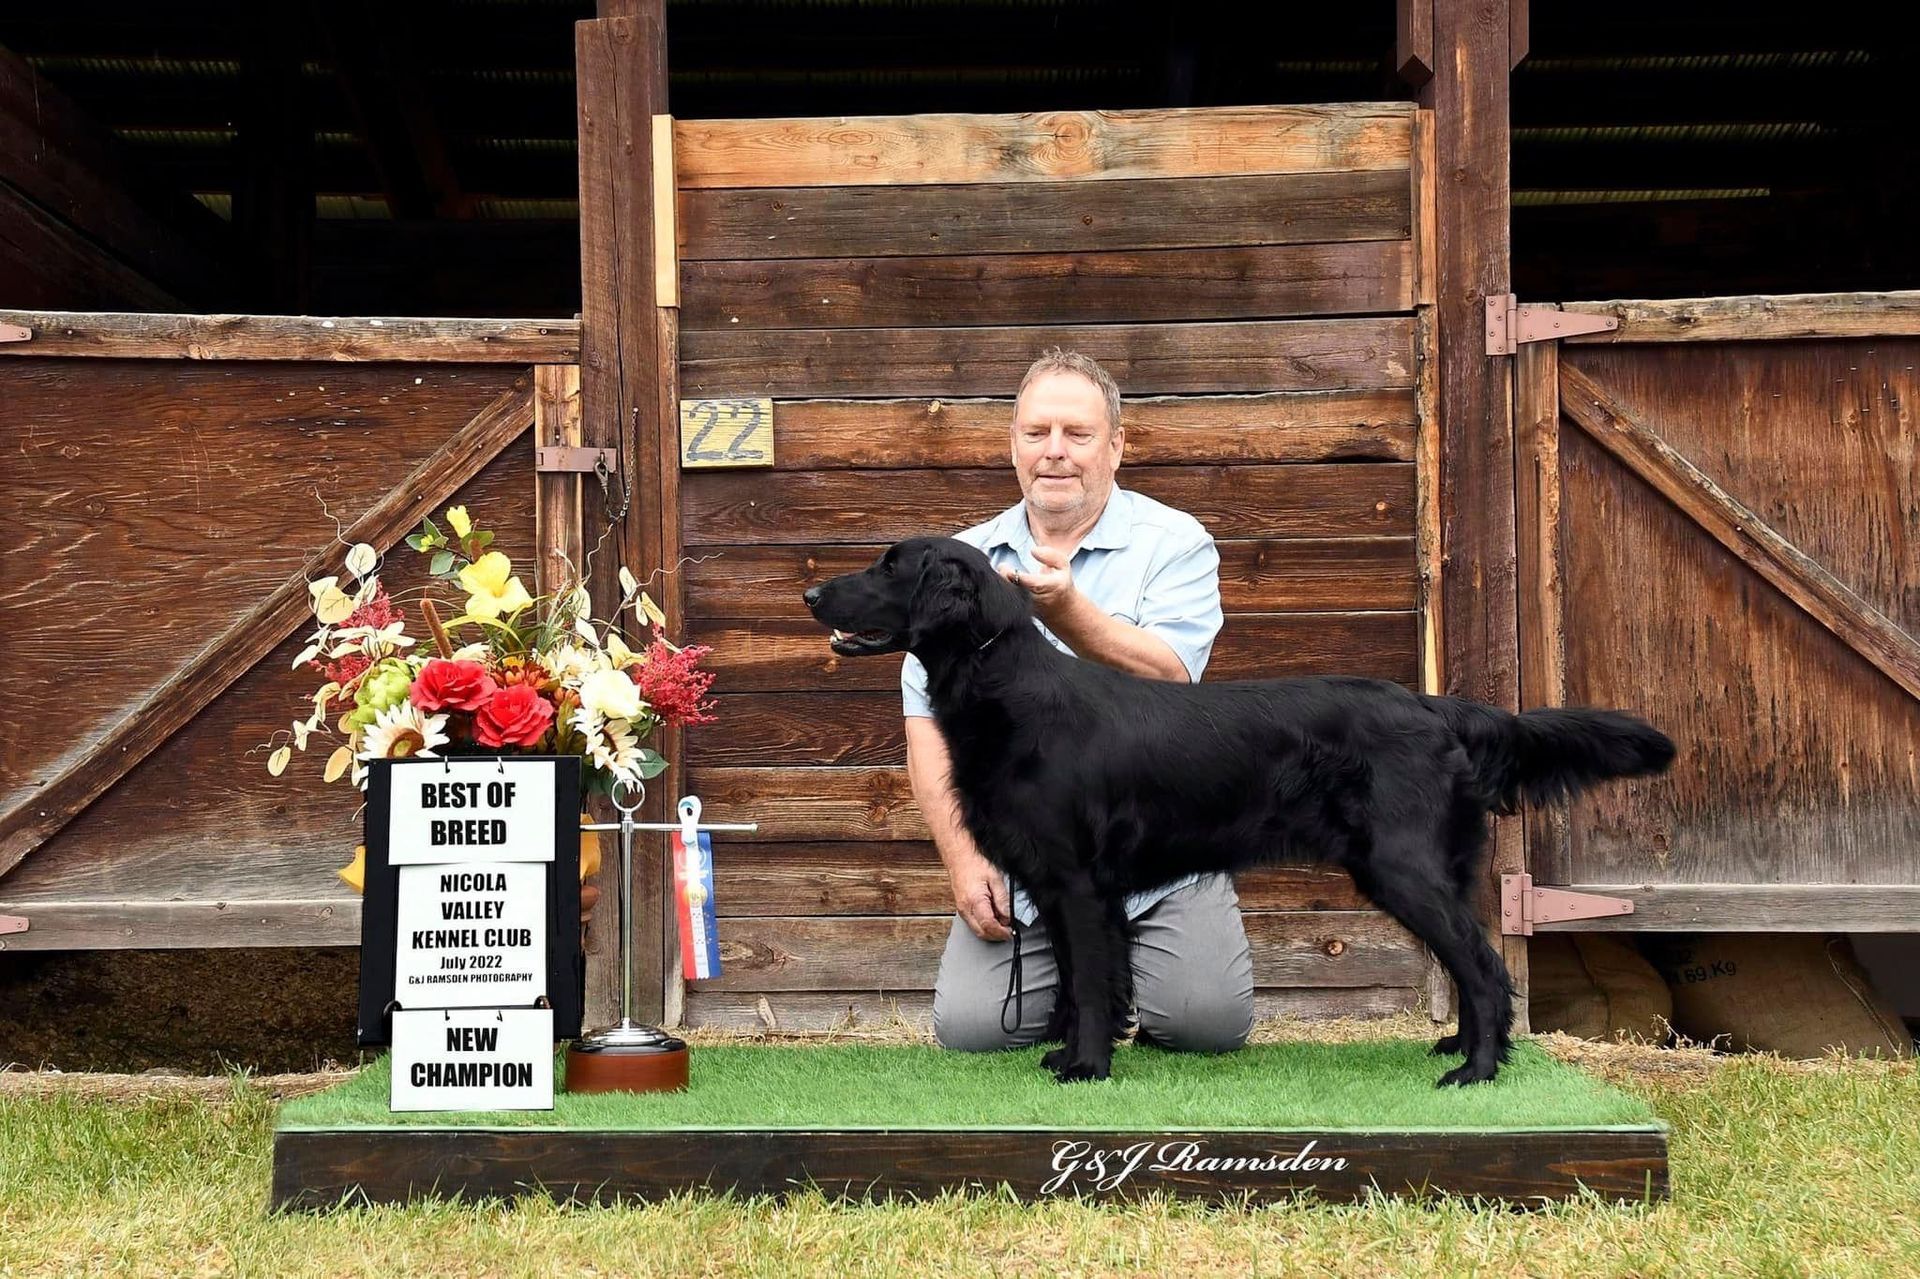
[803,537,1029,659]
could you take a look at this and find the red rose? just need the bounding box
[474,684,555,748]
[411,659,497,712]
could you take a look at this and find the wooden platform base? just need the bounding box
[271,1125,1667,1209]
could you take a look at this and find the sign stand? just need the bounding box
[567,779,756,1094]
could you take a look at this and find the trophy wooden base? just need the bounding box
[565,1024,690,1094]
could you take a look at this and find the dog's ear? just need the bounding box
[906,546,1027,650]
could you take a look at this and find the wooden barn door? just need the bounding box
[1514,293,1920,936]
[654,104,1447,1030]
[0,315,578,950]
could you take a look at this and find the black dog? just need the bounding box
[803,537,1674,1086]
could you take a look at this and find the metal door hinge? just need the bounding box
[1485,295,1618,355]
[0,323,31,343]
[1499,873,1633,935]
[0,914,28,936]
[536,446,618,474]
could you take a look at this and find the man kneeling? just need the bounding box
[900,349,1255,1054]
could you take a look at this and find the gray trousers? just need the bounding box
[932,874,1255,1053]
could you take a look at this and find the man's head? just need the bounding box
[1011,348,1124,521]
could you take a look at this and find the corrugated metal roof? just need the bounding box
[1513,188,1771,207]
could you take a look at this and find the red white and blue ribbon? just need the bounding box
[674,796,721,980]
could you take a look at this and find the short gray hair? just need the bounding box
[1016,347,1122,434]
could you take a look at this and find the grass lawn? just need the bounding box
[3,1020,1917,1278]
[280,1039,1654,1132]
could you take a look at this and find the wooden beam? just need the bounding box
[1422,0,1523,1021]
[1558,362,1920,704]
[0,899,359,951]
[673,105,1413,189]
[1537,884,1920,933]
[1514,337,1569,888]
[0,378,534,881]
[1559,291,1920,344]
[0,312,580,362]
[533,363,586,596]
[1395,0,1434,88]
[577,7,672,1026]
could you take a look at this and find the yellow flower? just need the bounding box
[459,551,533,620]
[446,505,473,538]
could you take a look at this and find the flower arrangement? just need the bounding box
[265,505,715,886]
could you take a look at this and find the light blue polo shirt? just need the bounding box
[902,486,1226,925]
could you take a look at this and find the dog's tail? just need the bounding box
[1426,697,1675,813]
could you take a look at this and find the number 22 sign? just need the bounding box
[679,398,774,469]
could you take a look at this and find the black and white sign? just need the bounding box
[390,1007,555,1111]
[387,758,556,864]
[357,756,584,1047]
[393,862,547,1008]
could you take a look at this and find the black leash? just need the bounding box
[1000,914,1025,1036]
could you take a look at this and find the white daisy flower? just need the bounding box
[356,702,450,764]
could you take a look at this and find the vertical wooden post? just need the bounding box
[576,4,672,1026]
[1515,338,1569,892]
[533,363,585,599]
[1420,0,1528,1028]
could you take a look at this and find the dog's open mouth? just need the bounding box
[829,627,896,656]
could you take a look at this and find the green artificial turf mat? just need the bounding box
[278,1039,1657,1132]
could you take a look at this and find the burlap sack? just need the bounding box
[1644,934,1913,1059]
[1528,933,1673,1043]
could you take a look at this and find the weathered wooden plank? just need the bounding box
[689,611,1418,692]
[0,311,581,362]
[690,694,905,767]
[681,242,1413,330]
[673,104,1414,189]
[1414,308,1441,696]
[698,911,1421,992]
[684,538,1416,621]
[271,1126,1667,1209]
[533,364,585,596]
[678,170,1413,260]
[1537,884,1920,932]
[1424,0,1523,1016]
[1515,339,1570,887]
[0,899,359,951]
[0,378,535,881]
[740,391,1417,470]
[1560,291,1920,344]
[1559,362,1920,704]
[577,11,672,1026]
[706,843,1375,915]
[680,985,1423,1032]
[682,465,1415,545]
[691,767,927,841]
[680,319,1416,398]
[1411,108,1437,307]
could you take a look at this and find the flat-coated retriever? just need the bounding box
[803,537,1675,1086]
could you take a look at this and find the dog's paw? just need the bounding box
[1429,1033,1464,1057]
[1040,1045,1071,1074]
[1435,1061,1499,1088]
[1049,1055,1112,1084]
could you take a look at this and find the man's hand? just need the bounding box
[951,853,1014,942]
[1004,544,1077,622]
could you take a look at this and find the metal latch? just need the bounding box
[0,323,30,343]
[535,446,618,473]
[1485,295,1619,355]
[0,915,28,936]
[1499,873,1633,935]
